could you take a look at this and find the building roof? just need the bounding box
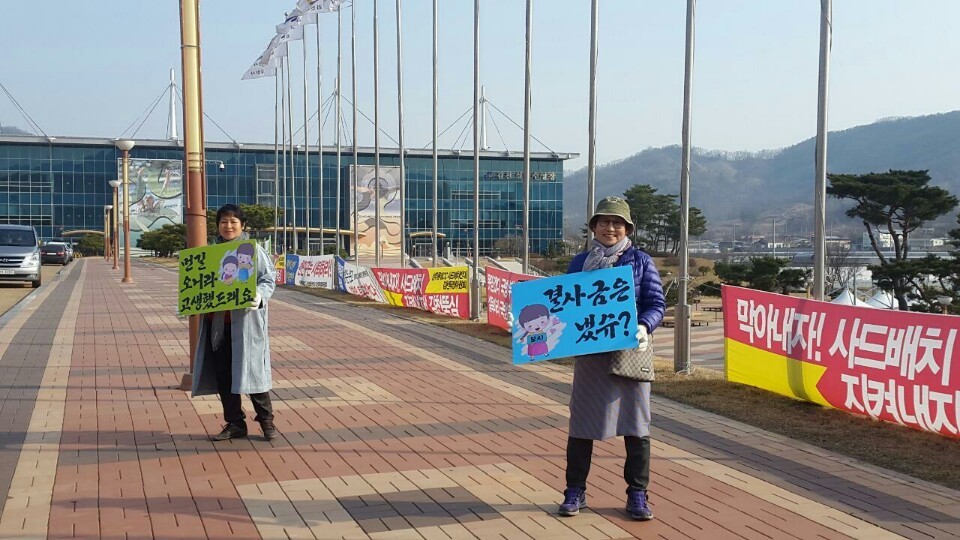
[0,134,579,161]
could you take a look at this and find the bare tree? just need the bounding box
[825,244,863,291]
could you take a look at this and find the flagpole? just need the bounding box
[431,0,439,267]
[274,68,280,253]
[521,0,533,275]
[281,56,289,253]
[586,0,598,243]
[814,0,831,300]
[351,2,360,261]
[471,0,481,320]
[287,42,298,253]
[373,0,381,267]
[303,36,312,256]
[675,0,696,374]
[315,21,325,257]
[335,7,343,256]
[395,0,406,267]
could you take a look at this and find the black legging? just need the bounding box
[565,436,650,492]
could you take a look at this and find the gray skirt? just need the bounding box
[568,353,651,440]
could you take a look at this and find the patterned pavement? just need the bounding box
[0,258,956,539]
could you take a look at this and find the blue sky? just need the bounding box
[1,1,958,170]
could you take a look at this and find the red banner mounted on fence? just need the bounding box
[372,267,470,319]
[722,285,960,439]
[485,267,538,330]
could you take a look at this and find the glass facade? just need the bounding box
[0,136,571,255]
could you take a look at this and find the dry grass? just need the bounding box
[151,252,960,491]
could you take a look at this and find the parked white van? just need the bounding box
[0,225,42,288]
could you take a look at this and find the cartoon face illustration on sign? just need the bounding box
[236,243,255,282]
[220,254,239,286]
[515,304,566,360]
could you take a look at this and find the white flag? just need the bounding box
[241,62,276,80]
[297,0,343,22]
[277,25,304,44]
[276,9,304,34]
[241,36,283,80]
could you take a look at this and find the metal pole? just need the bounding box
[396,0,406,267]
[315,22,325,256]
[471,0,481,320]
[675,0,695,374]
[813,0,831,301]
[103,210,109,259]
[431,0,439,267]
[773,217,777,257]
[112,186,119,270]
[352,3,360,260]
[521,0,533,274]
[178,0,206,389]
[274,67,280,252]
[303,36,311,256]
[168,69,179,140]
[281,57,289,252]
[336,8,343,256]
[586,0,599,242]
[121,149,134,283]
[373,0,381,267]
[287,42,298,253]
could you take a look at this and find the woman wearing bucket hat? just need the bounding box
[558,196,665,521]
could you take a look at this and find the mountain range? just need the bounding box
[563,111,960,238]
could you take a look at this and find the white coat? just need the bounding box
[191,243,276,396]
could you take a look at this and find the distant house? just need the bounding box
[862,231,948,250]
[825,236,851,249]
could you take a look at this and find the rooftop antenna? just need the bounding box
[167,68,179,140]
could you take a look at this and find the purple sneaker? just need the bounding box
[626,490,653,521]
[558,487,587,517]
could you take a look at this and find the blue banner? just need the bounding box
[285,254,300,286]
[510,266,638,365]
[335,256,347,292]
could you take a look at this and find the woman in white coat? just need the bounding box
[192,204,278,441]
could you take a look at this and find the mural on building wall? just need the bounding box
[118,158,183,245]
[350,165,401,261]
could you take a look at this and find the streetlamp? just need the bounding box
[115,140,135,283]
[108,179,121,270]
[937,295,952,315]
[104,205,113,260]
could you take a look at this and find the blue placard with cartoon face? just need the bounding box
[510,266,638,364]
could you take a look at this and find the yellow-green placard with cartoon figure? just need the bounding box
[178,240,258,316]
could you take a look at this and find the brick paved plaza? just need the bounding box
[0,259,956,539]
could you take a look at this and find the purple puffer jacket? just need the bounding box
[568,246,666,332]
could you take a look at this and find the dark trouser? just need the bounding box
[565,436,650,493]
[211,324,273,426]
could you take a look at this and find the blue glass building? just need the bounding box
[0,135,573,256]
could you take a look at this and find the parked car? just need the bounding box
[0,225,42,288]
[41,242,71,265]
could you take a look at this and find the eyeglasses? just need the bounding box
[596,219,626,230]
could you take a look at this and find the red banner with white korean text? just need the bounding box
[722,285,960,438]
[372,267,470,319]
[485,267,539,330]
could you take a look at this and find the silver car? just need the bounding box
[0,226,42,288]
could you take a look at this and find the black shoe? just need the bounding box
[211,423,248,441]
[260,420,277,441]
